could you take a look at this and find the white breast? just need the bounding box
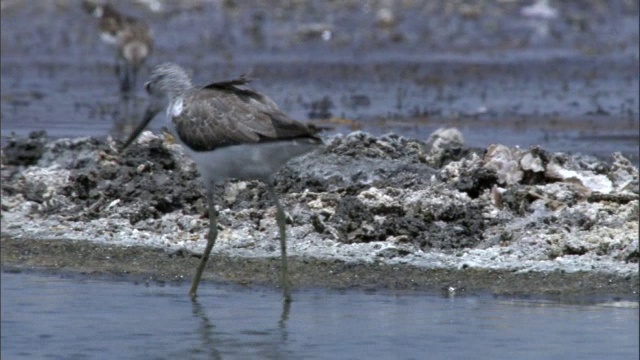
[169,97,184,118]
[92,7,104,18]
[165,98,184,141]
[100,32,118,45]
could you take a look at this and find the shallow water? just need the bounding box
[2,271,638,359]
[1,0,638,163]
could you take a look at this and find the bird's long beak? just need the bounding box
[120,104,161,152]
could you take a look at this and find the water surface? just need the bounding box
[1,1,638,162]
[2,271,638,359]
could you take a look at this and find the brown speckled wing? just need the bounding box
[173,84,321,152]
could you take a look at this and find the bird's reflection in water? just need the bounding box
[279,300,291,342]
[191,298,222,360]
[190,295,291,357]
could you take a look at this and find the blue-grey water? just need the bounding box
[1,1,639,163]
[2,271,638,359]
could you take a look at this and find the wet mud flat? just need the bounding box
[2,237,637,302]
[1,131,638,301]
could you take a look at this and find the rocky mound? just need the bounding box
[1,129,638,277]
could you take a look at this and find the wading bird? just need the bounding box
[122,63,323,300]
[83,0,153,93]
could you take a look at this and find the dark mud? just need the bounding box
[2,236,638,302]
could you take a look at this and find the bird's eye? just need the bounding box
[144,82,152,93]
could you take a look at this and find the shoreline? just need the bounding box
[1,130,638,302]
[2,236,638,302]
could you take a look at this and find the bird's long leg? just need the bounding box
[120,64,132,93]
[189,189,218,298]
[128,65,138,93]
[268,184,292,302]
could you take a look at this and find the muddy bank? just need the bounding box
[2,236,638,302]
[1,130,638,299]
